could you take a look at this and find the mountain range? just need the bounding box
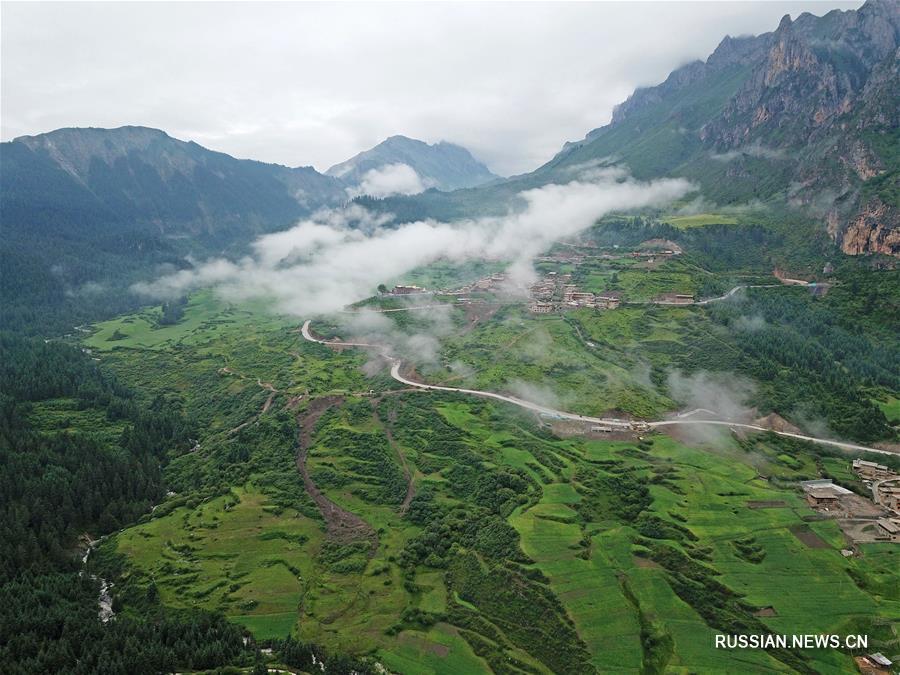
[1,128,498,242]
[1,0,897,333]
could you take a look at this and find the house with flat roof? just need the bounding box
[805,487,840,508]
[654,292,695,305]
[875,518,899,539]
[853,458,893,480]
[801,480,851,509]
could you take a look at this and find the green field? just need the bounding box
[435,305,677,418]
[84,290,293,353]
[83,279,899,674]
[663,213,740,228]
[116,487,318,639]
[875,395,900,423]
[26,397,129,445]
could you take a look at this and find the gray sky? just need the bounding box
[1,1,859,175]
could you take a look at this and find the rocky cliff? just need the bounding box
[841,198,900,256]
[551,0,900,256]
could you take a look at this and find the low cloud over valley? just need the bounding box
[134,168,693,316]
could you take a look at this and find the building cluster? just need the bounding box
[389,285,427,295]
[853,459,900,527]
[527,272,622,314]
[440,272,507,297]
[534,251,587,265]
[853,458,894,481]
[529,271,567,301]
[802,460,900,544]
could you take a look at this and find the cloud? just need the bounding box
[667,370,756,422]
[733,315,767,332]
[560,156,621,179]
[710,142,788,162]
[506,379,562,410]
[666,369,758,446]
[670,195,768,217]
[251,204,393,267]
[133,169,693,315]
[329,305,455,378]
[1,2,857,175]
[346,163,426,198]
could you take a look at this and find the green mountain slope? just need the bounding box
[0,126,346,333]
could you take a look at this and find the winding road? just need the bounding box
[694,284,781,305]
[301,320,896,458]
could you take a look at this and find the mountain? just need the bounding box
[544,0,900,256]
[2,126,346,242]
[0,126,346,333]
[326,135,499,192]
[2,0,897,336]
[371,0,899,256]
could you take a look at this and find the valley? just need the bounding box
[57,226,898,673]
[2,2,898,673]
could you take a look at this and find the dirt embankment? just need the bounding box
[753,413,802,434]
[296,397,377,547]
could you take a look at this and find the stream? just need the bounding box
[81,539,115,623]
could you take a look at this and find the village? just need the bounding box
[801,458,900,545]
[381,240,695,315]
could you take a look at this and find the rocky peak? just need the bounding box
[706,34,768,69]
[326,135,498,191]
[552,0,898,257]
[764,19,818,86]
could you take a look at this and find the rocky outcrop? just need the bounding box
[841,199,900,256]
[396,0,900,247]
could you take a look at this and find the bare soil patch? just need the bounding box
[838,493,885,518]
[296,397,377,548]
[460,303,500,335]
[753,413,801,434]
[753,606,778,617]
[789,524,830,549]
[747,500,787,509]
[633,555,662,569]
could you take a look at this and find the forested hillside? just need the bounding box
[0,127,346,335]
[0,334,251,673]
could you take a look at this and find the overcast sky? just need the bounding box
[1,1,860,176]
